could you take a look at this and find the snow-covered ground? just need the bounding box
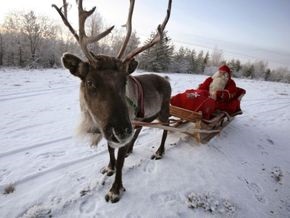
[0,68,290,218]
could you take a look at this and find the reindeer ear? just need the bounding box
[125,59,138,75]
[62,53,89,80]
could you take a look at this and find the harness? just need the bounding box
[127,76,144,118]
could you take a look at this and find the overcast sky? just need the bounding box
[0,0,289,69]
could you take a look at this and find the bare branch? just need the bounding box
[122,0,172,63]
[52,4,79,41]
[62,0,68,18]
[117,0,135,59]
[53,0,114,65]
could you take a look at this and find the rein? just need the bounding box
[127,76,144,118]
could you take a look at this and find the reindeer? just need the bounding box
[52,0,172,203]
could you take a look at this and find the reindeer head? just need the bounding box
[53,0,172,147]
[62,53,137,147]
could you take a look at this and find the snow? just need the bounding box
[0,68,290,218]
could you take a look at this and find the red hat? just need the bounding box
[218,65,231,74]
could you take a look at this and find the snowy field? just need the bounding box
[0,68,290,218]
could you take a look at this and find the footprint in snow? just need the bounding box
[79,197,97,214]
[267,138,274,145]
[0,169,11,182]
[150,191,181,205]
[143,160,156,174]
[247,182,266,203]
[36,151,65,159]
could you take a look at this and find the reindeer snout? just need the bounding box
[112,126,133,142]
[104,123,133,148]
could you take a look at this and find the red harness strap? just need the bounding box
[129,76,144,118]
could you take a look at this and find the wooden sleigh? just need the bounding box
[132,90,245,144]
[168,105,242,143]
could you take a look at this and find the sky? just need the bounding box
[0,0,289,69]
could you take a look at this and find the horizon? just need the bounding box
[0,0,289,70]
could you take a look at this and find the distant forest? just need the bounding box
[0,10,289,83]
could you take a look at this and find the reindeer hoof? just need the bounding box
[125,150,133,158]
[151,153,163,160]
[101,167,115,176]
[105,187,126,203]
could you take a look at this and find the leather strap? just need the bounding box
[129,76,144,118]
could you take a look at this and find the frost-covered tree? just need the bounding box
[86,11,104,55]
[264,68,271,81]
[241,63,255,78]
[138,31,173,72]
[252,60,268,79]
[209,47,224,66]
[227,59,242,77]
[1,10,60,68]
[268,67,290,83]
[110,30,140,57]
[22,11,56,67]
[170,47,190,73]
[203,51,209,70]
[195,50,205,74]
[2,12,27,66]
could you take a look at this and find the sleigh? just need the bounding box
[133,104,242,144]
[169,105,243,143]
[133,87,245,144]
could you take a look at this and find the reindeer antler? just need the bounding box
[120,0,172,63]
[52,0,114,67]
[117,0,135,59]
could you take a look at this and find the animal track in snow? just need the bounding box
[247,182,266,203]
[186,192,236,215]
[0,169,11,182]
[79,197,97,214]
[271,166,283,183]
[143,160,156,174]
[36,151,65,159]
[150,191,181,205]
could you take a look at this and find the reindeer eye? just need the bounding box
[86,80,95,88]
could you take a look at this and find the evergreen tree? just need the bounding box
[264,69,271,81]
[171,47,189,73]
[202,51,209,72]
[138,31,173,72]
[195,50,204,74]
[242,63,255,78]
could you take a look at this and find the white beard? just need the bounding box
[209,71,229,100]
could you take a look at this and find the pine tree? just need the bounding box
[138,31,173,72]
[195,50,204,74]
[202,51,209,72]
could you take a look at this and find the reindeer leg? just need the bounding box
[105,146,127,203]
[126,126,142,157]
[151,130,168,160]
[151,101,170,160]
[101,143,116,176]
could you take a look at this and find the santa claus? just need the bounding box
[199,64,245,115]
[171,64,245,119]
[199,65,237,101]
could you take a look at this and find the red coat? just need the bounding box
[171,89,216,119]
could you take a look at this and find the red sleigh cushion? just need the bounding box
[171,89,216,119]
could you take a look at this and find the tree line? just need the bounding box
[0,10,289,83]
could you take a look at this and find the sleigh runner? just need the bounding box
[169,105,242,143]
[132,105,241,144]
